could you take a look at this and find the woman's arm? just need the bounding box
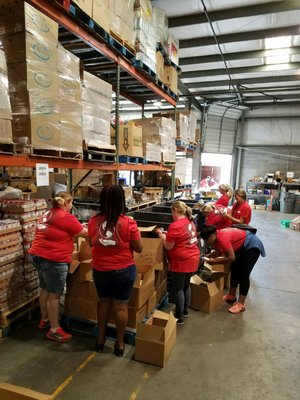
[156,230,175,251]
[131,239,143,253]
[74,224,89,238]
[205,247,235,264]
[223,213,245,224]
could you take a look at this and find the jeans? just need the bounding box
[29,254,69,295]
[172,272,194,319]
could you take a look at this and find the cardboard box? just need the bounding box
[135,310,176,367]
[204,261,230,273]
[129,264,155,308]
[112,123,143,157]
[190,274,225,313]
[155,278,167,305]
[0,383,51,400]
[0,119,13,143]
[92,0,111,32]
[109,303,147,329]
[163,65,178,94]
[73,0,93,16]
[69,241,93,282]
[134,226,164,270]
[65,294,97,321]
[290,216,300,231]
[156,51,164,82]
[146,290,157,314]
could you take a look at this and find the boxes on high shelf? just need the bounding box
[135,310,176,367]
[111,123,143,157]
[109,0,135,46]
[166,32,179,66]
[0,50,13,143]
[72,0,93,16]
[156,51,165,82]
[93,0,111,32]
[163,65,178,94]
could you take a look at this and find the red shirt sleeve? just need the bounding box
[215,194,230,207]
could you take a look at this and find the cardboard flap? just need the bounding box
[0,382,51,400]
[190,275,202,285]
[137,310,175,342]
[79,240,92,261]
[134,237,164,269]
[190,274,220,296]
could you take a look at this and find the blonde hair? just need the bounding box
[52,191,73,208]
[171,201,193,221]
[202,203,214,214]
[234,188,247,201]
[219,183,233,197]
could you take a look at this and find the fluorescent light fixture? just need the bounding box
[265,36,291,65]
[265,36,291,50]
[153,101,162,107]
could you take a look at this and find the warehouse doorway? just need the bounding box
[200,153,232,190]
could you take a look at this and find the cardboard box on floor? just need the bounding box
[134,226,164,270]
[190,272,225,313]
[135,310,176,367]
[0,382,51,400]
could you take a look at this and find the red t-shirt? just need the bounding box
[231,201,252,224]
[166,217,200,273]
[206,210,232,229]
[214,228,246,254]
[215,194,230,207]
[88,214,140,271]
[29,208,83,262]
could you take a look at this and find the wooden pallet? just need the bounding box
[0,142,15,154]
[0,296,39,338]
[109,31,136,57]
[127,200,158,212]
[118,155,146,164]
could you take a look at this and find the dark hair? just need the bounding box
[99,184,126,229]
[200,224,217,240]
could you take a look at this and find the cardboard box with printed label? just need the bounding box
[111,123,143,157]
[190,273,225,313]
[135,310,176,367]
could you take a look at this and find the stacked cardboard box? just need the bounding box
[109,0,135,46]
[0,50,13,144]
[58,45,82,154]
[0,2,60,150]
[81,71,114,149]
[175,158,193,186]
[2,199,47,299]
[111,122,143,157]
[0,219,25,313]
[134,0,157,73]
[132,117,176,162]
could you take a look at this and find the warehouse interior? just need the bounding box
[0,0,299,399]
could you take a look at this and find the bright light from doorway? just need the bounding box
[201,153,232,187]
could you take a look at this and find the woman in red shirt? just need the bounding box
[29,192,88,343]
[223,188,252,225]
[88,185,142,356]
[202,203,232,230]
[215,184,232,208]
[157,201,199,325]
[201,225,265,314]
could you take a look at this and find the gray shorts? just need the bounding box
[29,254,69,295]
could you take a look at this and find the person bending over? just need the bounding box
[200,225,265,314]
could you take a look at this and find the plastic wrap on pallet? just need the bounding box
[135,51,156,73]
[0,2,58,41]
[93,0,111,32]
[142,142,161,162]
[0,50,13,144]
[82,71,112,99]
[152,7,168,48]
[72,0,93,16]
[134,0,152,18]
[175,158,193,185]
[58,45,82,154]
[110,0,135,29]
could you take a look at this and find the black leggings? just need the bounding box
[230,248,260,296]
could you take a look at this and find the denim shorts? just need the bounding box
[93,264,136,302]
[29,254,69,295]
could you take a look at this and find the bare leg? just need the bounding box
[113,301,128,349]
[47,293,60,330]
[39,288,49,320]
[96,298,112,344]
[228,287,237,297]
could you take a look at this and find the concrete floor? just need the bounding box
[0,210,299,400]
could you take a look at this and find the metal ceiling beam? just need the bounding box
[190,86,300,96]
[179,46,300,65]
[241,94,300,101]
[179,26,300,49]
[181,62,300,79]
[169,0,300,27]
[177,80,203,112]
[184,75,300,89]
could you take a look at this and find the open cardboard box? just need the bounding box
[135,310,176,367]
[0,382,51,400]
[129,264,155,308]
[190,272,226,313]
[134,226,164,270]
[69,240,92,282]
